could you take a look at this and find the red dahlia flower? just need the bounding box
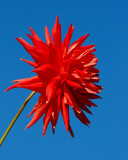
[6,16,103,137]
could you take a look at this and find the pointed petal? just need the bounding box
[79,105,93,115]
[73,45,95,59]
[15,83,43,93]
[52,16,61,48]
[75,68,90,78]
[29,27,49,52]
[32,64,57,82]
[20,58,38,68]
[61,96,69,131]
[27,94,46,117]
[74,91,98,107]
[43,105,52,136]
[11,76,40,83]
[66,79,82,90]
[27,105,37,117]
[63,84,81,113]
[16,37,37,60]
[82,93,101,99]
[66,34,89,60]
[46,79,60,102]
[45,26,54,46]
[62,24,74,55]
[6,76,41,92]
[84,58,98,67]
[26,103,48,129]
[29,27,41,41]
[74,109,90,126]
[69,125,74,137]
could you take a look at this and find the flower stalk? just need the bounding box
[0,91,36,146]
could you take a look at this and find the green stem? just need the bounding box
[0,91,36,146]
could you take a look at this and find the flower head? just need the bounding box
[6,16,103,137]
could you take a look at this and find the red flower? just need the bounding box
[6,16,103,137]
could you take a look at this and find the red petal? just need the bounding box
[46,79,60,102]
[52,92,62,128]
[61,96,69,131]
[16,37,39,62]
[29,27,41,41]
[82,93,101,99]
[43,105,52,136]
[69,125,74,137]
[52,16,61,48]
[20,58,38,68]
[32,64,57,82]
[68,34,89,52]
[73,45,95,59]
[62,24,74,56]
[75,68,90,78]
[6,76,41,92]
[27,94,46,117]
[27,105,37,117]
[49,44,57,66]
[26,102,48,129]
[84,58,98,67]
[63,84,81,113]
[79,105,93,115]
[74,109,90,125]
[45,26,54,46]
[85,82,101,93]
[15,83,43,93]
[74,91,98,107]
[28,27,49,52]
[66,79,82,90]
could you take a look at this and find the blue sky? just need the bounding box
[0,0,128,159]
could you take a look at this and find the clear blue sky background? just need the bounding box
[0,0,128,159]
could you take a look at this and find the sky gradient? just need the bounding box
[0,0,128,159]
